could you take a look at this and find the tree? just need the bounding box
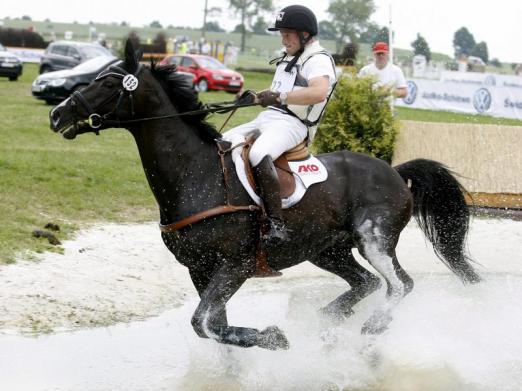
[327,0,375,51]
[149,20,163,29]
[232,24,245,33]
[453,27,475,58]
[202,1,222,38]
[375,26,389,44]
[252,17,268,35]
[21,15,31,21]
[470,41,488,64]
[318,20,337,40]
[205,21,225,33]
[411,33,431,62]
[359,22,381,44]
[120,21,129,27]
[490,58,501,68]
[229,0,273,52]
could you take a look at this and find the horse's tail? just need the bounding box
[394,159,481,284]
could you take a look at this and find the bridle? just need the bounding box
[69,61,259,133]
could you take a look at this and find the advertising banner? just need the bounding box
[395,78,522,120]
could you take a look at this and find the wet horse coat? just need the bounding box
[49,41,480,350]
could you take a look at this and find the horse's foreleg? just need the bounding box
[190,263,289,350]
[312,246,382,320]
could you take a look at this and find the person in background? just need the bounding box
[358,41,407,98]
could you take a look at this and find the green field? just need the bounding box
[0,63,519,264]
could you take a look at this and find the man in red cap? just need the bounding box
[358,41,407,98]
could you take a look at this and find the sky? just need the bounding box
[2,0,521,63]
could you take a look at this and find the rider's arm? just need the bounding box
[281,75,330,105]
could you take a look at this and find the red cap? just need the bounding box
[373,42,389,53]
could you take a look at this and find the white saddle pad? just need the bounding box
[229,139,328,209]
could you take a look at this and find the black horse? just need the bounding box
[50,41,480,350]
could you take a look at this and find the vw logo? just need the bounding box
[473,88,492,113]
[403,80,418,105]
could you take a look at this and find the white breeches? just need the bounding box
[222,109,308,167]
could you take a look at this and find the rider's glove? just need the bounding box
[257,90,281,107]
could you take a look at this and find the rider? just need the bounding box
[223,5,337,246]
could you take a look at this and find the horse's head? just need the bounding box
[50,40,149,139]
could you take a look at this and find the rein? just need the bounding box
[70,62,259,131]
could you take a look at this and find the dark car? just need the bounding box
[39,41,112,74]
[32,56,195,104]
[0,43,23,81]
[159,54,243,93]
[32,55,117,104]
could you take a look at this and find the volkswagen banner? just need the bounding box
[396,78,522,120]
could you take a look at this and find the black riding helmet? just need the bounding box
[267,5,318,37]
[268,5,318,72]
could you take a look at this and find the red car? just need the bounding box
[160,54,243,93]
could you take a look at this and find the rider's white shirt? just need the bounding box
[223,40,335,167]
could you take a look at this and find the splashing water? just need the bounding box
[0,218,521,390]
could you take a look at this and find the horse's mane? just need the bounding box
[149,62,222,142]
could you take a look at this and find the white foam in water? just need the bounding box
[0,218,521,390]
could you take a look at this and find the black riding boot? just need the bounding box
[253,156,290,245]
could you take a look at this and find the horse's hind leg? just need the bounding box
[311,245,382,320]
[355,217,412,334]
[191,263,290,350]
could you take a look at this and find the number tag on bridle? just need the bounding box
[122,75,138,91]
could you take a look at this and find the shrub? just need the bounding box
[313,70,399,163]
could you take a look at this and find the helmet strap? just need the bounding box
[284,31,313,72]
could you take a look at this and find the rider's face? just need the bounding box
[280,29,308,55]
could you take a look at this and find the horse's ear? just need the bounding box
[124,39,139,73]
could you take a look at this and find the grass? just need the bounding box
[0,63,519,264]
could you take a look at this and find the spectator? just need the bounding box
[358,42,407,98]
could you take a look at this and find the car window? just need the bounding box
[68,47,80,58]
[80,46,112,60]
[0,43,5,51]
[169,56,182,65]
[74,56,116,72]
[196,57,226,70]
[51,45,68,56]
[181,57,196,67]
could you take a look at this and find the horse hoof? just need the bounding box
[361,311,393,335]
[257,326,290,350]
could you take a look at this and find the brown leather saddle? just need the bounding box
[241,137,310,199]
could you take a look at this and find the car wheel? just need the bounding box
[8,76,18,81]
[197,78,208,92]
